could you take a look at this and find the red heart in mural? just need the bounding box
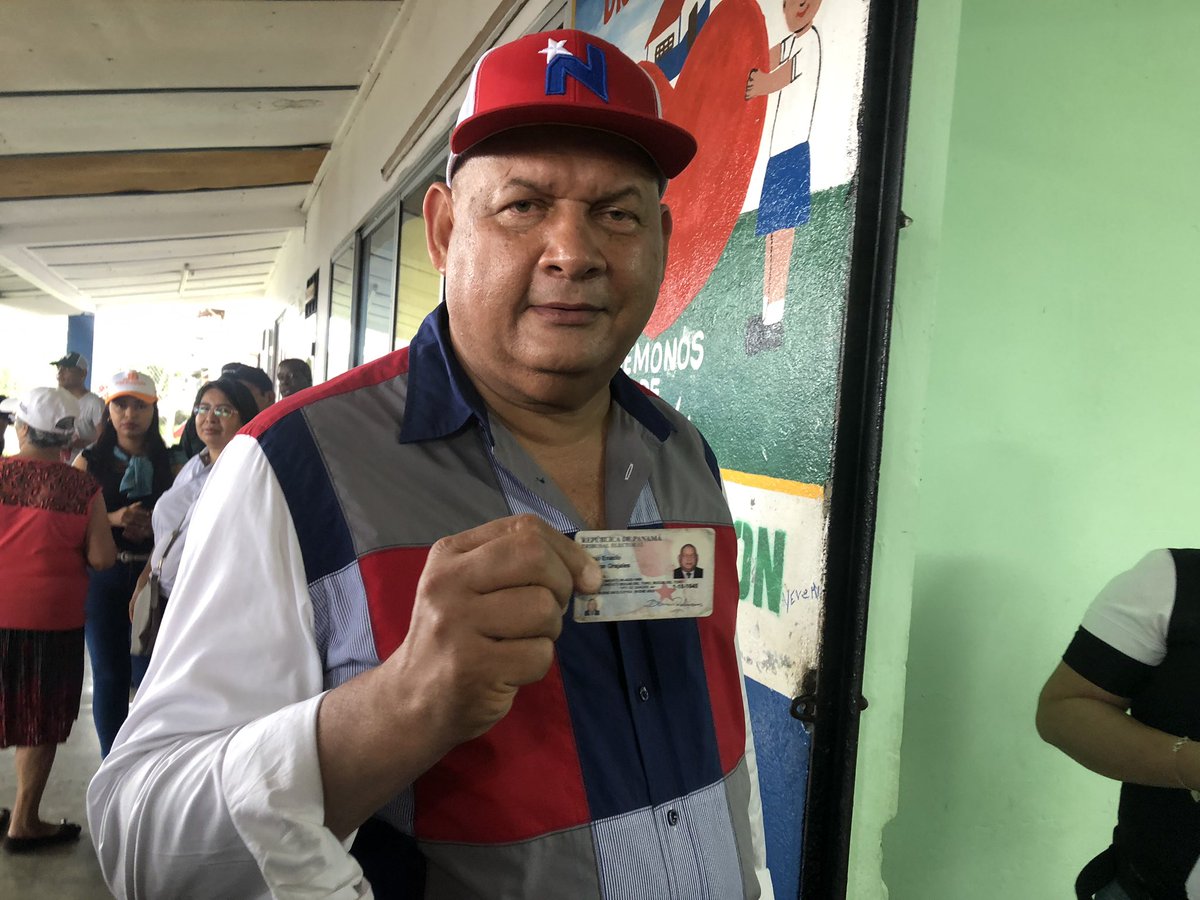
[639,0,768,338]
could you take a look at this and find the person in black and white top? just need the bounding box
[1038,549,1200,900]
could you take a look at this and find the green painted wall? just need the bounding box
[846,0,962,896]
[852,2,1200,898]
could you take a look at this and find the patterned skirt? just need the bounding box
[0,627,85,747]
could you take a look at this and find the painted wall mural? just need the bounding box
[573,0,870,893]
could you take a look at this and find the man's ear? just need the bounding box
[424,182,455,275]
[658,204,674,279]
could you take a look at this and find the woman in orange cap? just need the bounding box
[73,371,172,757]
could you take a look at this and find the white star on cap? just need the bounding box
[538,38,572,64]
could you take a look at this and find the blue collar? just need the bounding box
[398,304,488,445]
[398,303,674,445]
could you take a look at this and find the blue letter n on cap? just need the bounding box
[546,44,608,102]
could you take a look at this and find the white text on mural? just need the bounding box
[622,329,705,393]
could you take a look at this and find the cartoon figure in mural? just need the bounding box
[745,0,823,352]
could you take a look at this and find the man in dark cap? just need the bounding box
[221,362,276,412]
[52,352,104,449]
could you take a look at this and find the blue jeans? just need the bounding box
[85,560,151,757]
[1095,881,1133,900]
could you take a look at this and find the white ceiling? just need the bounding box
[0,0,404,314]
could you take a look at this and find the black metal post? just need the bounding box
[798,0,918,897]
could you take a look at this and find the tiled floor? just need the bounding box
[0,660,113,898]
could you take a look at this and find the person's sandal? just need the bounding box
[3,820,82,853]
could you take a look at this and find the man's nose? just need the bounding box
[540,208,605,279]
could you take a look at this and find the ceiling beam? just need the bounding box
[55,253,279,278]
[0,147,328,201]
[89,276,267,299]
[74,263,274,289]
[95,286,268,306]
[0,292,91,317]
[0,208,304,249]
[0,246,94,312]
[36,233,290,266]
[0,86,359,99]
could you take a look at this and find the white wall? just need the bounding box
[265,0,565,372]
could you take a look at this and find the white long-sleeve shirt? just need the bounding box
[89,436,367,899]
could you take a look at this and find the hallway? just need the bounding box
[1,661,111,898]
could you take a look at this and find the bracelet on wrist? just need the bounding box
[1170,736,1200,803]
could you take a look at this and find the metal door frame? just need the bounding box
[799,1,918,897]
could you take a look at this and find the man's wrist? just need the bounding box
[371,660,458,764]
[1171,736,1200,801]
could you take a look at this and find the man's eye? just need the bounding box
[508,200,537,213]
[601,208,638,225]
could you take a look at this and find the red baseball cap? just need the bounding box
[448,29,696,183]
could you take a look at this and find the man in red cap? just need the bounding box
[90,29,771,900]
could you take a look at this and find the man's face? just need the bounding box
[238,380,274,412]
[678,545,698,573]
[426,126,671,408]
[783,0,821,33]
[57,365,85,392]
[276,362,310,398]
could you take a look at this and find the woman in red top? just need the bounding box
[0,387,116,852]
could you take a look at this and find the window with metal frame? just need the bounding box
[356,207,399,365]
[326,240,355,379]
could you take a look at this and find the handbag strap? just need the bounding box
[153,527,184,578]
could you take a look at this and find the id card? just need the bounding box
[573,528,715,622]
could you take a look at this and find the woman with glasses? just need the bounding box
[128,378,258,656]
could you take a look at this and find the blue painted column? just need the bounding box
[67,313,96,389]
